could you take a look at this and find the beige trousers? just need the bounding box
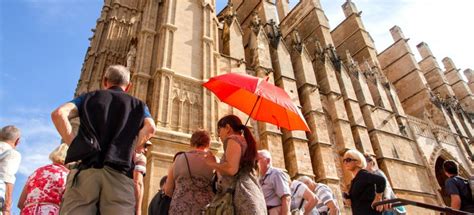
[60,166,135,215]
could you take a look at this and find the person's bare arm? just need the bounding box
[450,194,461,210]
[280,195,291,215]
[163,163,175,197]
[371,193,384,212]
[302,189,317,215]
[17,183,28,210]
[135,118,156,150]
[204,140,240,176]
[133,171,144,215]
[51,102,78,145]
[3,182,14,214]
[327,200,339,215]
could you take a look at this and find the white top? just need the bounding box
[0,141,21,198]
[260,167,291,207]
[290,180,318,215]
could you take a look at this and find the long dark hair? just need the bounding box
[217,115,257,167]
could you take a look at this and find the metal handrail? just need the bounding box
[372,198,471,215]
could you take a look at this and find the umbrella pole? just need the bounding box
[245,96,261,126]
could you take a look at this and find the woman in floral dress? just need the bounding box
[18,144,69,215]
[164,130,215,215]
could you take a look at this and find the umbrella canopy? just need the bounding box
[203,72,310,131]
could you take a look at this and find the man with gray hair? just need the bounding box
[298,176,339,215]
[52,65,156,214]
[0,125,21,215]
[257,150,291,215]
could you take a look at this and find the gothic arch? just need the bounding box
[429,146,471,205]
[429,146,471,177]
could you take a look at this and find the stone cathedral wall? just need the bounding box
[74,0,474,214]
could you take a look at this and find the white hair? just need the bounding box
[258,149,272,164]
[104,65,130,86]
[297,175,314,185]
[0,125,20,142]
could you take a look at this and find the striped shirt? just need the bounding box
[314,183,339,214]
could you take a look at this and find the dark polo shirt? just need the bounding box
[70,86,151,177]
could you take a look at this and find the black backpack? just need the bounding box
[148,190,171,215]
[454,176,474,212]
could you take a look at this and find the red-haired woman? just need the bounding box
[164,130,214,215]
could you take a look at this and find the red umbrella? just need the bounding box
[203,72,310,131]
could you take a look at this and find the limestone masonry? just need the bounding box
[74,0,474,213]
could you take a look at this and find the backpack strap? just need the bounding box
[292,183,305,210]
[453,176,473,204]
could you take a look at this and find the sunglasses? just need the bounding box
[343,158,357,163]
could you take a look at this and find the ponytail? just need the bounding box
[241,125,257,167]
[217,115,258,166]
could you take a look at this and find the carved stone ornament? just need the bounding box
[223,2,236,25]
[250,12,262,33]
[314,40,325,62]
[126,43,137,69]
[327,44,341,72]
[266,19,281,48]
[292,31,303,53]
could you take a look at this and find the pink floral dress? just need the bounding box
[20,164,69,215]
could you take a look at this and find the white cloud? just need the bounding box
[1,109,61,177]
[21,0,102,27]
[319,0,473,72]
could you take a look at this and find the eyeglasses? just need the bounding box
[343,158,357,163]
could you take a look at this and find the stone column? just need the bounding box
[264,18,313,177]
[443,57,474,114]
[290,32,339,183]
[416,42,455,99]
[464,69,474,93]
[246,15,287,169]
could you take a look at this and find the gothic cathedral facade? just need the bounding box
[74,0,474,213]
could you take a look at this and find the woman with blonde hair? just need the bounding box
[342,149,386,215]
[18,143,70,215]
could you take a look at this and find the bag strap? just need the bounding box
[298,197,305,210]
[292,183,302,197]
[183,153,197,185]
[292,183,305,210]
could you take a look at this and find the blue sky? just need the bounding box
[1,0,472,214]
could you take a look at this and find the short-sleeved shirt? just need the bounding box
[259,167,291,207]
[0,141,21,199]
[314,183,339,214]
[70,94,152,118]
[290,180,318,215]
[445,176,474,211]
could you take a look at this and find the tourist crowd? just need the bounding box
[1,64,472,215]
